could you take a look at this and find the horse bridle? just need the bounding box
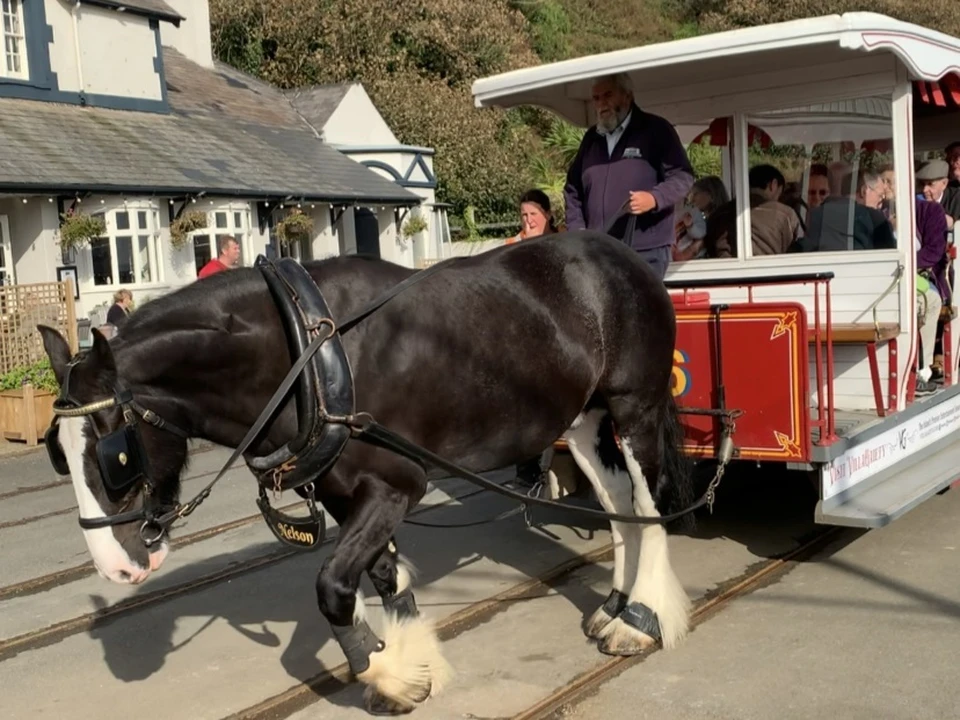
[46,354,192,547]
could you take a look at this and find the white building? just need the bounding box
[0,0,432,317]
[285,83,452,268]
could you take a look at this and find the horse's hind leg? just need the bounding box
[317,476,452,714]
[598,396,692,654]
[564,408,641,640]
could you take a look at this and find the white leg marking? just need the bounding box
[565,409,640,638]
[60,417,147,584]
[354,590,367,625]
[567,412,587,432]
[395,554,417,594]
[616,438,691,650]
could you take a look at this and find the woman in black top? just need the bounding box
[106,289,133,330]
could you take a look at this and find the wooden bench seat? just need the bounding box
[807,322,900,417]
[807,322,900,344]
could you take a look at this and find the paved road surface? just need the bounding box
[2,446,958,719]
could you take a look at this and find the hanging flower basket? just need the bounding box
[170,210,208,250]
[276,209,314,246]
[402,215,428,239]
[58,209,106,251]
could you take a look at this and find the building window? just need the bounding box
[1,0,28,80]
[190,205,250,274]
[88,204,161,288]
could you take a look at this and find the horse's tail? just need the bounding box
[655,388,697,534]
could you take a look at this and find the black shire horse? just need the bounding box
[37,229,695,715]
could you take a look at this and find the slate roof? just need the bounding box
[82,0,184,25]
[283,85,353,133]
[0,48,420,205]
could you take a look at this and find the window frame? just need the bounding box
[187,201,254,275]
[0,0,29,81]
[82,199,164,290]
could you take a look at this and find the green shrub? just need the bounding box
[0,358,60,393]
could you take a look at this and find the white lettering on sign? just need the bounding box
[821,392,960,501]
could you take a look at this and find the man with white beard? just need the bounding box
[563,73,694,279]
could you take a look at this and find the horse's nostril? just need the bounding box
[117,570,132,582]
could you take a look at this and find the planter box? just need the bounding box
[0,384,55,446]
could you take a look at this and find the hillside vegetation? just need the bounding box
[209,0,960,233]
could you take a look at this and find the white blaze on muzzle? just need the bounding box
[59,416,148,584]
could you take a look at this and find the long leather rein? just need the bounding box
[58,235,727,535]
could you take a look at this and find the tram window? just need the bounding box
[742,98,896,257]
[676,116,735,263]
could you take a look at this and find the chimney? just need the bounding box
[159,0,214,69]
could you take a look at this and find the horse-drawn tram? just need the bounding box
[27,12,960,719]
[474,11,960,530]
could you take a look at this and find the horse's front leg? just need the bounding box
[317,475,452,715]
[368,538,420,620]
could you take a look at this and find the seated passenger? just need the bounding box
[749,165,801,256]
[791,170,896,252]
[807,163,830,210]
[673,176,728,261]
[916,196,949,395]
[701,164,799,258]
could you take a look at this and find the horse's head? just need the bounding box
[37,325,188,585]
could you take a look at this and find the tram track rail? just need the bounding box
[220,526,857,720]
[0,459,246,532]
[221,543,618,720]
[0,483,498,662]
[0,440,218,503]
[0,499,305,602]
[510,526,857,720]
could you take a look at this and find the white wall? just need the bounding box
[2,198,60,285]
[46,1,164,100]
[324,85,399,146]
[159,0,213,69]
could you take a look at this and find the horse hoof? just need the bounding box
[582,606,615,640]
[597,618,658,656]
[584,589,626,640]
[364,687,417,716]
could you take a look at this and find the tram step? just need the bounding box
[815,434,960,529]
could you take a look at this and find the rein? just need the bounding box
[53,242,734,548]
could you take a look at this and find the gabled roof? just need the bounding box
[283,84,353,133]
[81,0,184,26]
[0,48,420,205]
[472,12,960,127]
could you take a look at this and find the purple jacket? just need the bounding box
[564,105,694,251]
[916,197,950,301]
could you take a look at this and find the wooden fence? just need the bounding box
[0,280,78,376]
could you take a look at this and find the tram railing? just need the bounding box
[665,272,838,452]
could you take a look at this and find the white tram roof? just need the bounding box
[471,12,960,128]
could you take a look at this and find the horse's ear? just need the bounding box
[89,328,117,373]
[37,325,72,386]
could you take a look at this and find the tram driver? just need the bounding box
[563,73,695,280]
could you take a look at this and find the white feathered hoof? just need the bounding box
[583,589,627,640]
[356,613,453,713]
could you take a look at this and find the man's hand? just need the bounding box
[629,190,657,215]
[947,214,956,231]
